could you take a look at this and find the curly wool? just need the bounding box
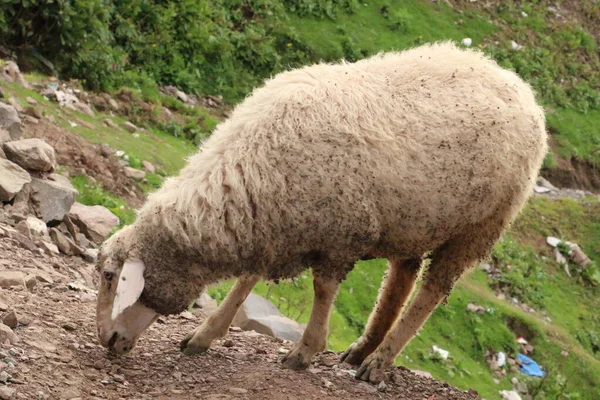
[125,41,546,313]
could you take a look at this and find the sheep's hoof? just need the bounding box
[355,353,388,381]
[281,347,311,371]
[340,340,371,365]
[179,336,209,355]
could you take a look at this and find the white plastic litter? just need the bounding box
[432,345,449,360]
[497,351,506,367]
[461,38,473,47]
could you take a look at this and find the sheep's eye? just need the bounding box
[104,271,114,281]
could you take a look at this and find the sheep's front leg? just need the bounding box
[281,274,340,370]
[180,275,260,355]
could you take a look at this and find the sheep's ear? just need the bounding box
[111,259,145,320]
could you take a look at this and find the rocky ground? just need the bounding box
[0,237,481,400]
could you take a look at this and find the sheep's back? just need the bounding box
[157,42,547,276]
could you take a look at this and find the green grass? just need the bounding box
[289,1,496,61]
[547,109,600,164]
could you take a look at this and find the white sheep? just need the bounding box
[95,41,547,380]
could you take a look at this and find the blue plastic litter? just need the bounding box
[517,353,545,377]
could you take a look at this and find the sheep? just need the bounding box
[95,41,547,381]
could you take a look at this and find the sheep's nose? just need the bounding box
[107,332,118,348]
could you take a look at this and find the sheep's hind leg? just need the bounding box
[180,274,260,355]
[356,216,506,381]
[281,273,340,370]
[340,257,421,365]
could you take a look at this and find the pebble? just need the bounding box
[368,368,386,385]
[223,339,234,348]
[112,374,125,383]
[229,388,248,395]
[377,381,388,392]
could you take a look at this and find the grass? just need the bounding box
[289,0,496,61]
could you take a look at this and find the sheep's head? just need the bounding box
[95,227,159,354]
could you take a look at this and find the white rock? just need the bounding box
[461,38,472,47]
[232,293,304,342]
[123,121,138,133]
[511,41,521,50]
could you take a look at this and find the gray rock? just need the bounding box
[0,158,30,202]
[104,119,118,129]
[1,60,29,89]
[123,121,138,133]
[5,98,22,113]
[142,160,156,174]
[196,292,218,314]
[3,138,56,172]
[0,386,16,399]
[2,311,18,329]
[0,271,26,289]
[29,176,78,223]
[232,293,304,342]
[39,240,60,256]
[83,248,99,263]
[24,106,43,119]
[74,102,95,117]
[24,216,47,237]
[0,103,22,140]
[49,228,83,256]
[108,98,119,111]
[67,202,119,244]
[124,166,145,180]
[0,128,10,145]
[11,231,37,252]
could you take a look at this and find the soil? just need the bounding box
[541,156,600,193]
[0,235,480,400]
[23,118,145,207]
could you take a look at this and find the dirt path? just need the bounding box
[0,235,480,400]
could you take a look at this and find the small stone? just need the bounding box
[0,371,10,383]
[223,339,234,348]
[142,160,156,174]
[377,381,388,392]
[123,167,145,180]
[0,386,16,399]
[368,368,386,385]
[62,322,77,331]
[122,121,138,133]
[104,119,118,129]
[112,374,125,383]
[0,271,26,289]
[39,241,60,256]
[26,97,37,105]
[2,312,18,330]
[229,388,248,395]
[277,347,287,354]
[83,249,99,263]
[180,311,194,320]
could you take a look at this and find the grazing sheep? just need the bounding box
[96,41,547,380]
